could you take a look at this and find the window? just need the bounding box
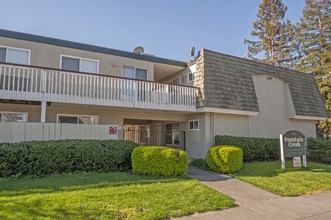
[165,122,180,145]
[57,114,98,124]
[0,112,28,122]
[0,46,30,65]
[188,120,199,130]
[61,55,99,74]
[169,77,180,85]
[123,66,147,80]
[187,72,195,82]
[122,66,148,99]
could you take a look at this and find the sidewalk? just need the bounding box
[176,167,331,220]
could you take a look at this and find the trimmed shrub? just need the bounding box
[207,146,243,173]
[307,138,331,164]
[215,135,279,161]
[0,139,138,178]
[131,146,188,176]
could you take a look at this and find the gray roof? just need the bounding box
[201,49,328,118]
[0,29,186,67]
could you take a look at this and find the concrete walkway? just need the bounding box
[176,167,331,220]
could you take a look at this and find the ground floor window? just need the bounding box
[0,112,28,122]
[188,120,199,130]
[165,122,180,145]
[57,114,98,124]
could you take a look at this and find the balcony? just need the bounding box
[0,63,198,112]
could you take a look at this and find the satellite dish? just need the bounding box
[190,46,195,57]
[133,46,144,54]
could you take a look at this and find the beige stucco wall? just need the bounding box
[214,114,249,137]
[249,74,301,137]
[185,113,213,159]
[0,103,41,122]
[0,36,154,80]
[212,75,317,145]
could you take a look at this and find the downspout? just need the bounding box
[210,112,215,147]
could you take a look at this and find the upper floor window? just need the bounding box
[169,77,181,85]
[187,72,195,82]
[61,55,99,74]
[0,46,30,65]
[123,66,147,80]
[0,112,28,122]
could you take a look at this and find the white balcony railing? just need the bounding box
[0,63,198,111]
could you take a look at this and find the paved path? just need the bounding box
[176,167,331,220]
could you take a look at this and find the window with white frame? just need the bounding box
[0,112,28,122]
[0,46,30,65]
[123,66,147,80]
[187,72,195,82]
[61,55,99,74]
[188,120,199,130]
[57,114,98,124]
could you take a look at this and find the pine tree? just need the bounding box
[244,0,296,67]
[296,0,331,138]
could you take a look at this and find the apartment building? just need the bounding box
[0,29,327,158]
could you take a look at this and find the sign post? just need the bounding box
[279,130,306,169]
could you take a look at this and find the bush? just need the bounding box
[131,146,188,176]
[0,139,138,178]
[215,135,279,162]
[307,138,331,164]
[189,159,210,171]
[207,146,243,173]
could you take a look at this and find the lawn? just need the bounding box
[232,161,331,196]
[0,172,235,220]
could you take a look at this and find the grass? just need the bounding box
[232,161,331,196]
[0,172,235,220]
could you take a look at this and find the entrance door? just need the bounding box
[165,122,185,150]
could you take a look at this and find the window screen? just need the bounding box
[136,68,147,80]
[7,48,29,65]
[80,59,98,74]
[2,113,27,122]
[58,116,78,124]
[61,57,80,72]
[123,66,135,78]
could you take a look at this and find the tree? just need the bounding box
[244,0,296,67]
[296,0,331,138]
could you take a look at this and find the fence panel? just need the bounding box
[0,122,118,143]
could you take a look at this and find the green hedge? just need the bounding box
[131,146,188,176]
[307,138,331,164]
[215,135,279,162]
[207,146,243,173]
[0,140,138,178]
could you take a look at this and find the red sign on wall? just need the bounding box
[109,126,118,135]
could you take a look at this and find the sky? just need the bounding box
[0,0,306,61]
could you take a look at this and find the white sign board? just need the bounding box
[293,157,302,167]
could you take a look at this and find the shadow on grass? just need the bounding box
[0,172,191,197]
[233,160,331,178]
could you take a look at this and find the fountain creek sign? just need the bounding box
[280,130,306,169]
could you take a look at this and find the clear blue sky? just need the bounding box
[0,0,305,61]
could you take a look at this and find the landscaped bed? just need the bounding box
[232,161,331,196]
[0,172,235,220]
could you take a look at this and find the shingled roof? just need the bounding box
[198,49,328,118]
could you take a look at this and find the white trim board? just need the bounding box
[198,107,258,116]
[290,115,327,121]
